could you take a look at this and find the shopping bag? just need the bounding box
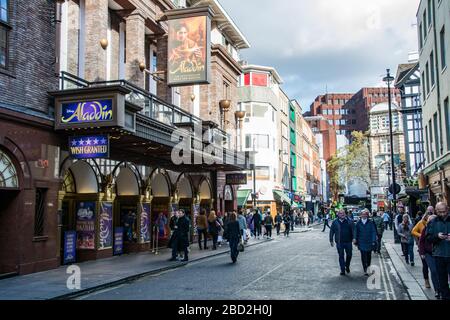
[218,235,223,243]
[238,242,245,252]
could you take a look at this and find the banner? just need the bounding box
[114,227,124,255]
[69,135,109,159]
[167,15,210,86]
[63,231,77,264]
[140,203,151,243]
[61,100,113,124]
[76,202,96,249]
[99,202,113,249]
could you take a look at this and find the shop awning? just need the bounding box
[291,201,303,209]
[273,190,291,204]
[237,189,252,207]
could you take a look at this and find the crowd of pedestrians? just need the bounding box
[328,202,450,300]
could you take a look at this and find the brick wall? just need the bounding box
[0,0,59,114]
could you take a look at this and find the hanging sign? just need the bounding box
[69,135,109,159]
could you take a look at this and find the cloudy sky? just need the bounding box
[220,0,421,110]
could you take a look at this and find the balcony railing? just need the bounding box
[59,72,228,144]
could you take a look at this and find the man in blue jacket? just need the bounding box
[353,209,377,276]
[330,209,354,276]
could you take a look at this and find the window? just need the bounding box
[423,10,427,33]
[440,26,446,70]
[255,166,270,180]
[34,188,47,237]
[223,81,230,100]
[429,120,434,161]
[434,113,440,158]
[425,62,430,94]
[427,0,432,28]
[0,0,7,22]
[252,104,267,118]
[421,71,426,97]
[425,125,430,162]
[251,72,268,87]
[419,23,423,49]
[245,135,251,149]
[445,99,450,151]
[0,26,6,69]
[430,51,435,87]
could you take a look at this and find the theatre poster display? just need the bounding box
[76,202,96,249]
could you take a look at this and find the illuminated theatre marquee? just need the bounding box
[69,135,110,159]
[61,99,113,124]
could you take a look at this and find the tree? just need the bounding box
[327,131,370,202]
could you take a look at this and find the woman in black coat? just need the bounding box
[169,210,190,262]
[224,212,241,263]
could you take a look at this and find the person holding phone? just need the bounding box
[426,202,450,300]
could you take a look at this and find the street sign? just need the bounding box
[226,173,247,185]
[388,183,401,195]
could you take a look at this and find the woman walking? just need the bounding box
[224,212,241,263]
[283,212,291,237]
[207,210,221,250]
[195,210,209,250]
[398,214,415,266]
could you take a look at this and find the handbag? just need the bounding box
[238,242,245,252]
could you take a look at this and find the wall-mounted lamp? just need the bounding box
[191,94,196,102]
[219,100,231,129]
[100,38,109,50]
[139,62,166,82]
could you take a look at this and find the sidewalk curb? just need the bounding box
[50,238,272,300]
[382,240,428,301]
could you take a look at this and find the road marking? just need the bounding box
[76,283,127,300]
[233,254,301,295]
[378,253,390,300]
[382,255,397,300]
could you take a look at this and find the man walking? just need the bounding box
[237,210,248,244]
[330,209,354,276]
[263,211,274,239]
[354,209,377,276]
[251,209,262,239]
[382,211,390,231]
[426,202,450,300]
[283,212,291,237]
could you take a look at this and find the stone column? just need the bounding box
[84,0,108,82]
[125,13,146,88]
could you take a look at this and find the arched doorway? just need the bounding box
[115,165,141,253]
[150,171,171,248]
[59,160,100,263]
[176,174,194,242]
[0,149,21,275]
[199,178,212,214]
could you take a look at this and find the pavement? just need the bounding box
[382,230,437,300]
[0,226,314,300]
[76,225,408,300]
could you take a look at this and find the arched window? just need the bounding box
[0,150,18,188]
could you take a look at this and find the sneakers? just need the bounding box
[410,262,415,267]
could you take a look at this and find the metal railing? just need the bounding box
[59,72,228,144]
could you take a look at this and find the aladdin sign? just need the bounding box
[69,135,109,159]
[226,174,247,185]
[61,99,113,124]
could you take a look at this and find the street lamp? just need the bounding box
[383,69,397,216]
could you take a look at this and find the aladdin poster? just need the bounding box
[167,15,210,86]
[76,202,96,250]
[99,202,113,249]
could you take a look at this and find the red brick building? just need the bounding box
[306,88,402,141]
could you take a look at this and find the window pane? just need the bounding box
[0,27,6,68]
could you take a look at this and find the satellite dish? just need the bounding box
[259,186,267,195]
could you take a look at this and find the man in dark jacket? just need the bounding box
[330,209,354,276]
[426,202,450,300]
[354,209,377,276]
[251,210,262,239]
[169,210,190,262]
[275,212,283,236]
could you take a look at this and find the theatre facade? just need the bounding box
[0,0,250,275]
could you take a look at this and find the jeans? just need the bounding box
[424,253,440,293]
[376,234,383,253]
[276,223,281,235]
[420,256,429,280]
[210,232,218,249]
[336,242,353,272]
[360,250,372,272]
[401,242,414,263]
[197,228,207,249]
[265,225,272,238]
[229,237,239,262]
[384,221,389,231]
[435,256,450,300]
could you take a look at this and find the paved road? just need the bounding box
[78,226,409,300]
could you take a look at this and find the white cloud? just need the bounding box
[220,0,421,109]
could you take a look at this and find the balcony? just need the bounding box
[50,72,248,172]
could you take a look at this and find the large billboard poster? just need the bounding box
[168,15,210,86]
[99,202,113,249]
